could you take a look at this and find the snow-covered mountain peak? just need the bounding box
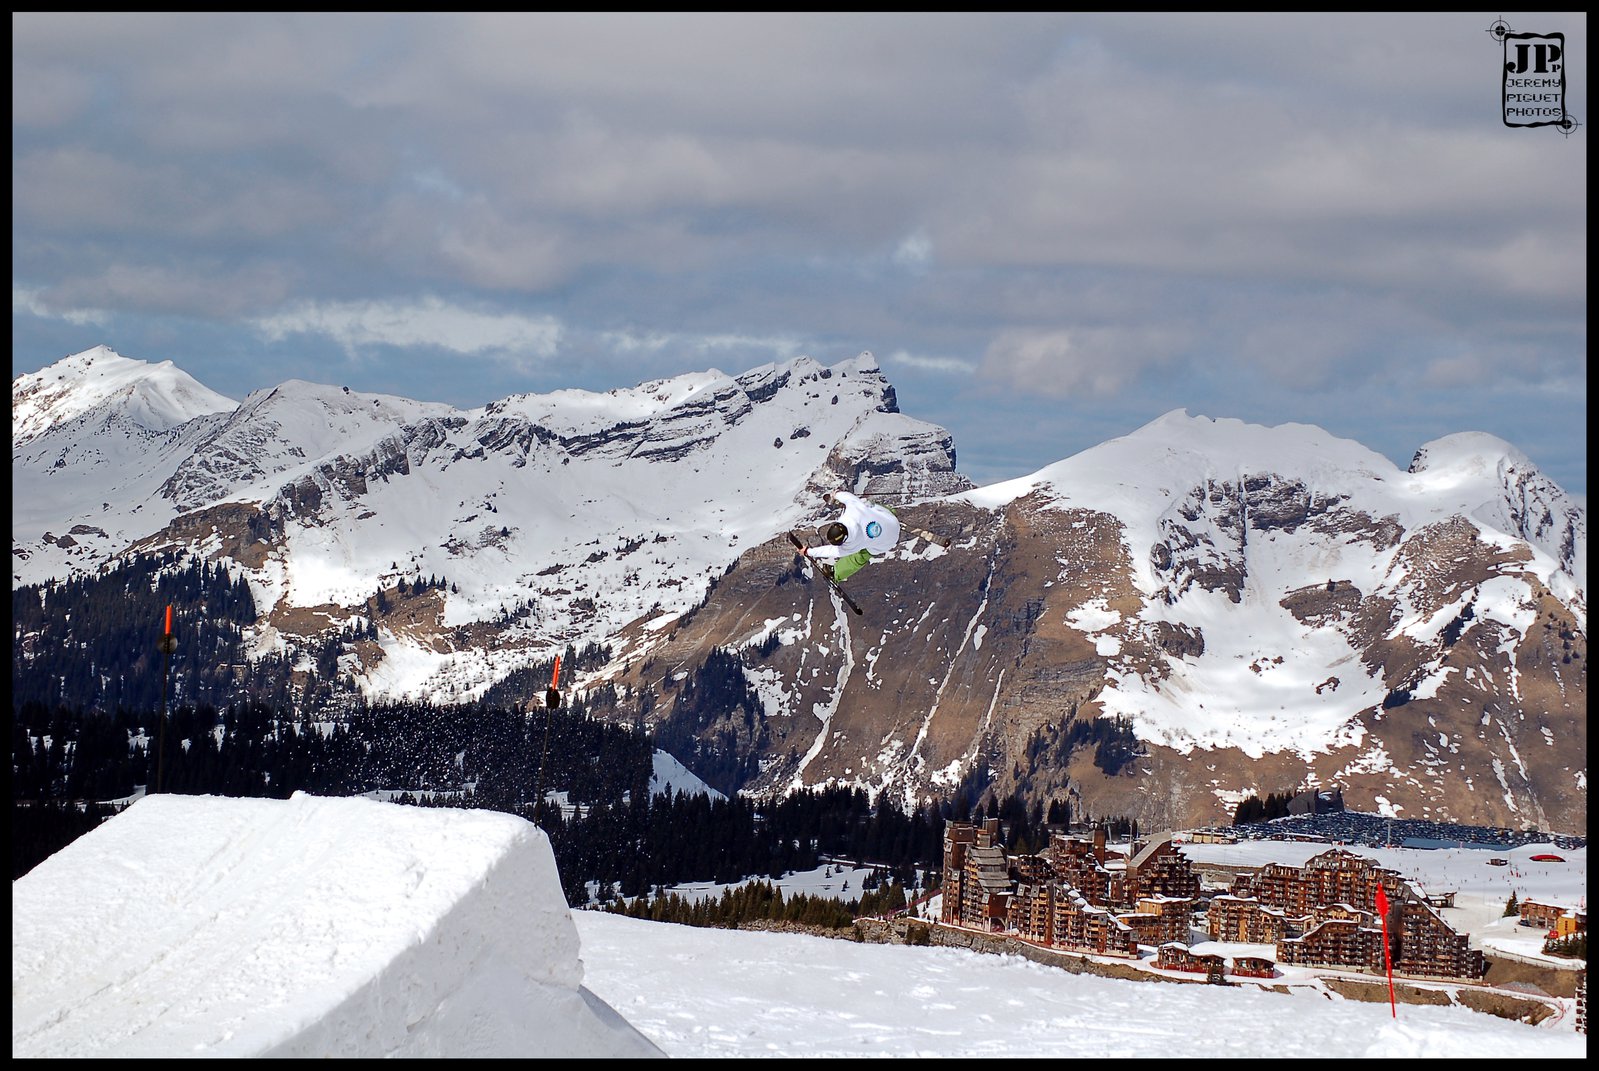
[956,408,1584,586]
[229,377,459,435]
[838,349,879,372]
[478,353,900,442]
[488,370,727,431]
[1405,431,1586,596]
[12,345,237,446]
[1139,408,1392,461]
[961,408,1399,521]
[1407,431,1531,481]
[136,379,463,514]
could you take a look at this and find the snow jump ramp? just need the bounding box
[12,792,663,1058]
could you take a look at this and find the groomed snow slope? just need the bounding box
[10,793,663,1059]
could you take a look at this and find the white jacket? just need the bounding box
[807,491,900,561]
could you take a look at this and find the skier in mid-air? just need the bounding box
[795,491,902,583]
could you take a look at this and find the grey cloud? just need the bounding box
[10,12,1587,496]
[42,261,297,321]
[979,327,1189,398]
[252,297,562,368]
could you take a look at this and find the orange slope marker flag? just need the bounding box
[545,654,562,710]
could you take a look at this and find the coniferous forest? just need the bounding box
[13,554,1003,911]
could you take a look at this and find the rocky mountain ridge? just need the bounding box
[11,347,1587,834]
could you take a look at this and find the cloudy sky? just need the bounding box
[11,13,1587,496]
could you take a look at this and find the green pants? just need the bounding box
[832,549,873,583]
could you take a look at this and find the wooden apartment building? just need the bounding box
[942,824,1486,983]
[1122,896,1196,947]
[941,820,1181,958]
[1230,848,1401,917]
[1206,893,1294,945]
[1519,897,1587,937]
[1052,885,1139,957]
[1389,899,1485,981]
[1228,848,1484,981]
[1125,836,1202,902]
[1279,915,1386,972]
[942,819,1013,932]
[1155,943,1225,977]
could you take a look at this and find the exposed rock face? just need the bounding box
[606,473,1586,836]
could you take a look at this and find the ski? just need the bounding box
[905,524,951,549]
[788,531,864,616]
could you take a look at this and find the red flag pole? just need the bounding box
[1376,883,1396,1017]
[156,604,176,793]
[533,653,564,814]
